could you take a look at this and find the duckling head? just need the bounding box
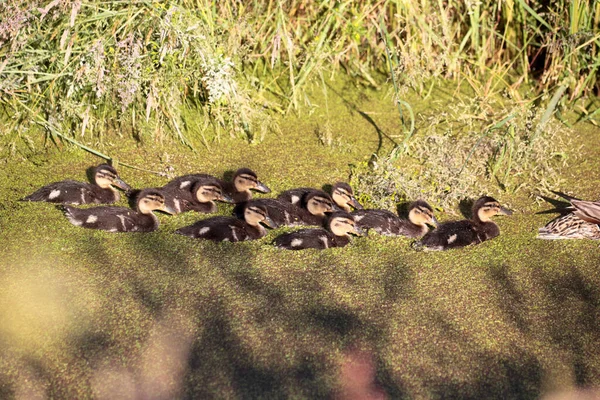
[305,191,336,216]
[233,168,271,194]
[94,164,131,191]
[244,204,277,229]
[474,196,513,222]
[331,182,363,211]
[328,212,363,237]
[137,189,176,215]
[193,180,233,203]
[408,200,437,227]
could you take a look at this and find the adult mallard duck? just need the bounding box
[278,182,362,212]
[60,189,175,232]
[537,192,600,240]
[413,196,512,251]
[22,164,130,205]
[352,200,437,237]
[273,212,363,250]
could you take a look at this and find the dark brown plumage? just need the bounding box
[175,203,276,242]
[22,164,130,205]
[414,196,512,251]
[352,200,436,237]
[278,182,362,212]
[273,212,362,250]
[60,189,175,232]
[165,168,270,204]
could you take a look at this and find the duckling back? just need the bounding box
[414,196,510,250]
[273,211,359,250]
[416,220,485,250]
[60,205,158,232]
[234,199,300,227]
[22,164,129,205]
[175,216,261,241]
[273,228,342,250]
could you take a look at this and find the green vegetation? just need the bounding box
[1,84,600,398]
[1,0,600,397]
[1,0,599,149]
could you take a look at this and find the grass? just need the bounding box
[1,0,599,149]
[1,82,600,398]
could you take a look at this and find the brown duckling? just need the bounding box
[60,189,176,232]
[538,192,600,240]
[22,164,130,205]
[175,203,276,242]
[156,177,233,214]
[352,200,437,237]
[235,190,336,228]
[164,168,270,203]
[278,182,362,212]
[273,212,363,250]
[413,196,512,251]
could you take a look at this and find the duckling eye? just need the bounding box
[335,189,349,199]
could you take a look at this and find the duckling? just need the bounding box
[175,203,276,242]
[60,189,176,232]
[21,164,131,205]
[413,196,512,251]
[278,182,363,211]
[537,192,600,240]
[352,200,437,237]
[157,177,233,214]
[235,190,336,227]
[164,168,270,203]
[273,212,363,250]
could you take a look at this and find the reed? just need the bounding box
[0,0,597,148]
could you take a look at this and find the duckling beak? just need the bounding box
[498,207,513,216]
[429,217,439,227]
[348,197,363,210]
[255,181,271,193]
[352,225,365,236]
[160,204,177,215]
[262,216,277,229]
[220,193,234,203]
[332,204,343,212]
[113,177,132,192]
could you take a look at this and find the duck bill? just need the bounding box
[331,204,343,212]
[498,207,513,216]
[429,217,439,227]
[261,216,277,229]
[352,226,365,236]
[220,194,234,203]
[113,178,132,192]
[160,204,177,215]
[255,181,271,193]
[349,198,363,210]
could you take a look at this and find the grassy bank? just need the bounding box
[1,0,599,149]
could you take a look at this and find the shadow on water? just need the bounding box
[543,265,600,385]
[428,350,542,400]
[484,260,600,394]
[488,264,530,333]
[14,214,600,398]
